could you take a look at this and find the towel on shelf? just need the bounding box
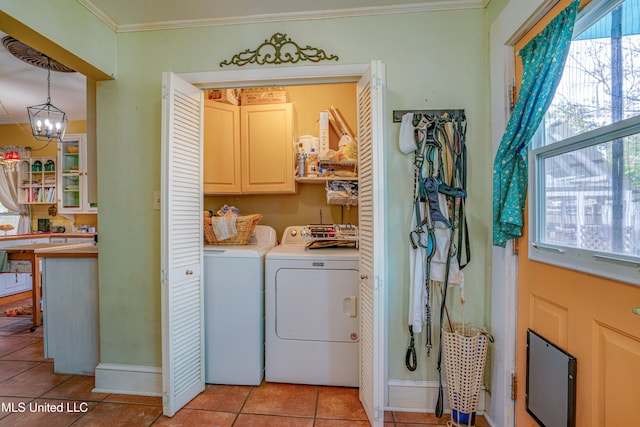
[210,211,238,241]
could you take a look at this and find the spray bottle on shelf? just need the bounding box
[298,151,306,177]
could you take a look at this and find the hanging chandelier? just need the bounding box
[26,56,68,142]
[2,35,74,143]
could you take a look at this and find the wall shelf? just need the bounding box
[18,157,57,204]
[295,176,358,184]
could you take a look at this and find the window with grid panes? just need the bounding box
[529,0,640,284]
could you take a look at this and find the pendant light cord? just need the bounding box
[46,57,52,104]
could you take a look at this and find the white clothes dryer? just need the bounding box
[203,225,276,385]
[265,225,359,387]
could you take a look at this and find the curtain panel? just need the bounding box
[492,0,579,247]
[0,164,31,234]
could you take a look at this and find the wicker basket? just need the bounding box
[442,322,490,427]
[204,213,262,245]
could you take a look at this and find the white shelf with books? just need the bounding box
[18,157,57,204]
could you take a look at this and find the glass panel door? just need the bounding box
[60,139,81,210]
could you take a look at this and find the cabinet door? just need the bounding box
[58,134,96,213]
[58,137,82,212]
[240,103,295,193]
[203,101,241,194]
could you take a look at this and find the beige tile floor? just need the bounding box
[0,298,489,426]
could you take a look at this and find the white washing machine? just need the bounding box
[203,225,276,385]
[265,225,359,387]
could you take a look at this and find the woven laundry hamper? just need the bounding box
[203,213,262,245]
[442,322,491,427]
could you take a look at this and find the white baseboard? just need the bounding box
[93,363,162,396]
[387,379,487,415]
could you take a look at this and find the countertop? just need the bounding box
[0,232,97,242]
[38,245,98,258]
[4,242,97,258]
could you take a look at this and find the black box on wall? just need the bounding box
[37,218,50,232]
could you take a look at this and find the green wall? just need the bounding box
[486,0,511,24]
[99,11,492,380]
[1,2,492,384]
[0,0,115,79]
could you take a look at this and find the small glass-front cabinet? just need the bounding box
[58,134,96,214]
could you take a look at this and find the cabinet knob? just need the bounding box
[185,270,193,276]
[360,274,368,280]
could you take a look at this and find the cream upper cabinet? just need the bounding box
[241,103,294,194]
[203,101,295,194]
[203,101,241,194]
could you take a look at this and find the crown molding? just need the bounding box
[78,0,119,32]
[80,0,488,33]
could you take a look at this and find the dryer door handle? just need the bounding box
[344,296,357,318]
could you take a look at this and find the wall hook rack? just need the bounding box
[392,109,465,123]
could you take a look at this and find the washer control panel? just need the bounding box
[280,226,307,245]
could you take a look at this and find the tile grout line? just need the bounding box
[147,407,163,427]
[0,337,42,360]
[230,383,255,426]
[313,385,320,426]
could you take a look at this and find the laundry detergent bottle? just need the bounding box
[338,132,358,160]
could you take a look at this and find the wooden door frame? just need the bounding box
[178,63,387,424]
[489,1,558,426]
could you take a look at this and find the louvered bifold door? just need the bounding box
[160,72,205,416]
[357,60,387,427]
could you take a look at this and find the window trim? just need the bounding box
[573,0,625,38]
[529,115,640,286]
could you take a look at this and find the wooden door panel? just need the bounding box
[593,323,640,426]
[519,252,640,426]
[530,294,569,348]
